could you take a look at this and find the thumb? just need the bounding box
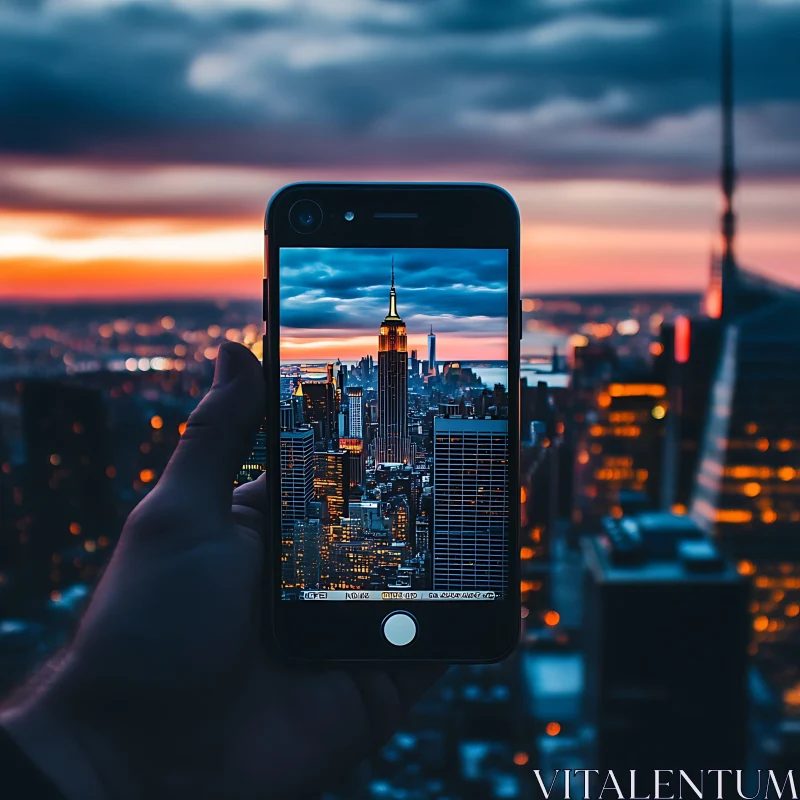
[159,342,265,516]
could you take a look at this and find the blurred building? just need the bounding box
[572,381,667,531]
[520,381,561,622]
[582,512,749,772]
[692,301,800,658]
[236,419,267,486]
[19,381,115,615]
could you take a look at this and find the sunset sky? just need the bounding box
[1,0,798,301]
[280,248,508,361]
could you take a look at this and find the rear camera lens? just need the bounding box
[288,200,323,234]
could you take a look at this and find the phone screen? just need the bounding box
[278,247,509,603]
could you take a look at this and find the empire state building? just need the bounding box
[376,259,411,464]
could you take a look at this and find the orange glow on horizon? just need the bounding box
[2,170,800,299]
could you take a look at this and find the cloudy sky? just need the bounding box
[1,0,798,299]
[280,247,508,360]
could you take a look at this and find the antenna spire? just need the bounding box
[386,256,400,319]
[720,0,738,319]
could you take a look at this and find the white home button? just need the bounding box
[382,611,418,647]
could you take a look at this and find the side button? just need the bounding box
[382,611,417,647]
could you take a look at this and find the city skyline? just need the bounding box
[280,248,510,362]
[278,252,510,597]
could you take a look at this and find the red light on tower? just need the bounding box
[674,316,691,364]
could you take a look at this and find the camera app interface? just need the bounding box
[279,248,509,601]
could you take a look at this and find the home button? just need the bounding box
[382,611,418,647]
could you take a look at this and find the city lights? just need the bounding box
[273,250,510,599]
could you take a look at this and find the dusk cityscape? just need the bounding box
[275,249,510,599]
[2,0,800,797]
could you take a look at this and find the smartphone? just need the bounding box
[263,183,520,661]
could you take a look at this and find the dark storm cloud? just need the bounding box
[279,248,508,334]
[0,0,798,180]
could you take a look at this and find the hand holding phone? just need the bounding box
[264,183,521,661]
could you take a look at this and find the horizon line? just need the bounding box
[0,288,706,305]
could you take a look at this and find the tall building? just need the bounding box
[376,259,411,463]
[298,378,336,449]
[19,381,115,614]
[432,417,508,592]
[427,326,437,376]
[236,419,267,486]
[329,540,375,590]
[692,304,800,649]
[339,437,365,488]
[314,450,350,525]
[410,349,419,378]
[573,381,667,531]
[347,385,364,439]
[294,502,322,590]
[582,514,748,773]
[280,426,314,588]
[335,359,346,393]
[673,0,800,665]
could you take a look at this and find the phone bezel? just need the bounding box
[264,182,521,662]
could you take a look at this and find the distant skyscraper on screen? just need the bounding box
[299,378,336,449]
[280,421,314,588]
[432,417,509,591]
[347,385,364,440]
[428,326,437,376]
[375,259,411,463]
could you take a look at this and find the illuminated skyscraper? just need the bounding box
[280,426,314,587]
[299,378,336,449]
[691,304,800,649]
[347,385,364,440]
[428,326,437,376]
[330,541,375,590]
[376,258,411,463]
[432,417,509,591]
[573,382,667,531]
[314,450,350,525]
[339,438,365,488]
[237,420,267,486]
[681,0,800,667]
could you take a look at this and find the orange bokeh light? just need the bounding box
[545,722,561,736]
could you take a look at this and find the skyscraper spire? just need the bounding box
[387,256,400,319]
[720,0,738,320]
